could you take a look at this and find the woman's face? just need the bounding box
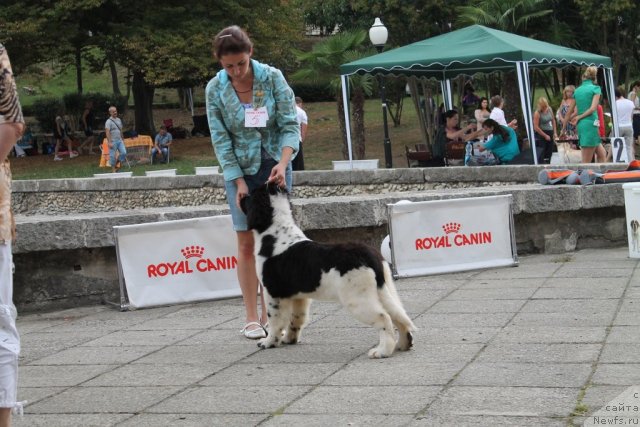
[565,89,574,99]
[481,99,488,109]
[219,51,252,81]
[447,114,459,127]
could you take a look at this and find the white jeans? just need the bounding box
[0,243,20,412]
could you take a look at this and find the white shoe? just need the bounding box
[240,322,267,339]
[70,152,79,159]
[54,156,63,161]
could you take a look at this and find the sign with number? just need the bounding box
[611,137,629,163]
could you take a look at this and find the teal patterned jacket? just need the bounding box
[205,59,299,181]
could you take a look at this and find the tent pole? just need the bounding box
[516,61,538,164]
[604,68,619,138]
[340,75,354,167]
[440,79,453,111]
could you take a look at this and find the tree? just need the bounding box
[457,0,552,124]
[292,31,373,160]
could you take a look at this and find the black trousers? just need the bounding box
[292,142,304,171]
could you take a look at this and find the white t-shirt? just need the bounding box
[295,106,307,126]
[628,91,640,115]
[489,107,507,126]
[616,98,635,127]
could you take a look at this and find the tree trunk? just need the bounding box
[75,47,83,94]
[407,77,429,147]
[502,71,520,125]
[132,71,155,135]
[108,56,121,96]
[336,94,349,160]
[352,89,365,160]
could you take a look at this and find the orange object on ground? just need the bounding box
[99,135,153,167]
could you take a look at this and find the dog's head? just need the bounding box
[240,182,288,233]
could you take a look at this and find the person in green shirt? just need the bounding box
[572,66,607,163]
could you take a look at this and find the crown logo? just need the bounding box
[442,222,461,234]
[181,245,205,259]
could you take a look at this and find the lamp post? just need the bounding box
[369,18,392,168]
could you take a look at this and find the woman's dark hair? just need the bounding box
[477,97,488,109]
[213,25,253,59]
[482,118,509,141]
[443,109,458,120]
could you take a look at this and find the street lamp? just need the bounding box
[369,18,392,168]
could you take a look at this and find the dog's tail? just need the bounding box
[379,262,416,333]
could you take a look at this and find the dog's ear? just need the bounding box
[245,184,274,233]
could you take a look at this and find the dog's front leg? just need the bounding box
[257,296,291,349]
[283,298,311,345]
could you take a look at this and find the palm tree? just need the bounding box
[457,0,552,124]
[292,30,374,160]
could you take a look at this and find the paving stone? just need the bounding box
[427,299,526,313]
[284,385,441,414]
[532,286,625,299]
[27,386,183,413]
[427,386,580,417]
[613,311,640,325]
[414,327,501,344]
[459,278,545,289]
[17,387,66,406]
[581,385,629,416]
[592,364,640,386]
[493,326,607,343]
[601,344,640,363]
[13,414,131,426]
[199,363,343,386]
[239,342,370,364]
[476,343,601,363]
[79,329,199,347]
[413,312,513,328]
[27,345,162,365]
[83,363,225,386]
[324,361,465,386]
[542,277,629,288]
[262,414,414,426]
[473,263,562,279]
[607,326,640,343]
[148,385,311,414]
[408,414,567,426]
[19,364,117,387]
[117,413,268,427]
[521,299,619,314]
[510,311,614,327]
[553,267,635,278]
[19,331,112,363]
[132,343,259,365]
[453,362,591,387]
[445,288,536,300]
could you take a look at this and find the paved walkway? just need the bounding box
[12,247,640,427]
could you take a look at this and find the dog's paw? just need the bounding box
[368,347,391,359]
[257,337,280,349]
[396,332,414,351]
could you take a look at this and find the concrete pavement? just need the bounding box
[13,247,640,426]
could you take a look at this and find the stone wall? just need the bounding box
[11,164,633,312]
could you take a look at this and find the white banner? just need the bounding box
[388,195,517,277]
[114,216,241,309]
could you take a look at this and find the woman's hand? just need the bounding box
[235,177,249,209]
[268,162,287,188]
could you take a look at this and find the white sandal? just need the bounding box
[240,322,267,339]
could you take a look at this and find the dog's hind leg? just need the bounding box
[283,298,311,345]
[379,264,416,352]
[339,270,397,358]
[257,297,292,349]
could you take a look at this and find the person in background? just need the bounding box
[53,108,78,161]
[292,96,307,171]
[78,100,96,155]
[558,85,577,140]
[105,106,126,173]
[489,95,517,129]
[532,96,557,163]
[571,66,607,163]
[205,25,299,340]
[613,88,635,161]
[478,118,520,164]
[0,43,26,427]
[152,125,172,163]
[443,110,483,143]
[628,81,640,147]
[474,97,491,138]
[462,86,480,117]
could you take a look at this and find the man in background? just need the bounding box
[292,96,308,171]
[152,125,172,163]
[0,43,25,427]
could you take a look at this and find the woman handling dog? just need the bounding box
[205,26,299,339]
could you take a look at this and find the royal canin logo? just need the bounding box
[147,246,237,278]
[416,222,492,250]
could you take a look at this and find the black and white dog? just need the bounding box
[240,183,415,358]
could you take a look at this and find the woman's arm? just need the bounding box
[575,94,600,122]
[533,111,546,138]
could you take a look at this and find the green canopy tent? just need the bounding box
[339,25,619,165]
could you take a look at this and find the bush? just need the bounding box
[289,82,336,102]
[31,98,64,133]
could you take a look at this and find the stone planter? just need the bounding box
[145,169,177,177]
[332,159,379,170]
[195,166,220,175]
[93,172,133,178]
